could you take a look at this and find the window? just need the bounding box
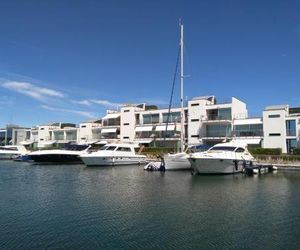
[286,139,297,153]
[268,114,280,118]
[40,128,45,130]
[40,139,44,141]
[123,136,129,139]
[116,147,131,152]
[218,108,231,120]
[191,103,199,106]
[123,110,130,113]
[207,108,231,120]
[234,124,263,137]
[191,135,198,138]
[286,120,296,136]
[81,125,86,128]
[123,123,129,126]
[235,148,245,153]
[269,133,281,136]
[191,119,199,122]
[105,146,117,151]
[210,146,236,151]
[206,124,232,137]
[143,114,159,124]
[162,112,181,123]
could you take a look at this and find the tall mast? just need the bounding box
[180,23,184,152]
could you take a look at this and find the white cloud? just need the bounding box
[1,81,64,102]
[72,100,92,106]
[73,99,122,108]
[91,99,122,108]
[41,105,96,118]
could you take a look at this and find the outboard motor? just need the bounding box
[159,158,165,172]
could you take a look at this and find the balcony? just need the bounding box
[202,115,232,124]
[234,130,263,137]
[286,129,296,137]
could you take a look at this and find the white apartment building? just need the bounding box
[97,96,248,148]
[78,119,102,143]
[263,105,300,153]
[36,122,77,148]
[233,118,263,147]
[9,96,251,150]
[11,128,31,146]
[119,104,183,148]
[188,96,248,145]
[8,96,300,154]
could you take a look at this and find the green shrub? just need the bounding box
[249,148,282,155]
[293,148,300,155]
[141,147,176,155]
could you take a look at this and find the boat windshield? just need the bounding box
[209,146,237,152]
[102,146,117,151]
[116,147,132,152]
[63,144,89,151]
[0,147,18,151]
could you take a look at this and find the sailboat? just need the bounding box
[162,23,191,170]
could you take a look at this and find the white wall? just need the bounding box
[231,97,248,119]
[120,106,136,142]
[78,123,94,142]
[12,128,30,145]
[263,108,287,153]
[38,126,52,142]
[187,99,208,145]
[30,128,38,142]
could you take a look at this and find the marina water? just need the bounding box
[1,161,300,249]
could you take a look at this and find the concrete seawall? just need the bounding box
[256,160,300,171]
[273,163,300,171]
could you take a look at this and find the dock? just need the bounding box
[243,163,276,175]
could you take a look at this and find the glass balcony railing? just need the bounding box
[136,131,180,139]
[234,130,263,137]
[207,115,231,121]
[286,129,296,137]
[206,131,232,137]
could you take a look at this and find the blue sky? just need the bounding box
[0,0,300,128]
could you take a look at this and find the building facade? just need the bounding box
[263,105,300,153]
[6,96,300,154]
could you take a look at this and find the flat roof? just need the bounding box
[265,105,288,111]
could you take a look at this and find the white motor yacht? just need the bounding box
[188,141,255,174]
[80,143,147,166]
[28,144,90,164]
[0,145,28,160]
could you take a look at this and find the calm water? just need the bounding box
[1,161,300,249]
